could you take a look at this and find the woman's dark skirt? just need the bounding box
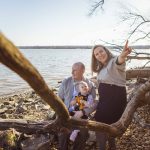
[94,83,127,124]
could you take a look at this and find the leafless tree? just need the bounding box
[0,2,149,149]
[89,0,150,44]
[0,32,150,134]
[88,0,105,16]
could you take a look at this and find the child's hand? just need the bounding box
[83,101,89,107]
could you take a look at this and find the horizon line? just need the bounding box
[18,45,150,49]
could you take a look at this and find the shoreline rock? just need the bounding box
[0,91,149,150]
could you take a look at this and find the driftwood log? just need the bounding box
[126,68,150,79]
[0,32,150,138]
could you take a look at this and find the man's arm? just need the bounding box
[58,79,66,101]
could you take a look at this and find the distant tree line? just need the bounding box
[18,45,150,49]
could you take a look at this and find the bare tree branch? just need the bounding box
[0,32,150,138]
[134,31,150,42]
[0,32,70,122]
[88,0,104,16]
[127,21,150,40]
[120,11,150,42]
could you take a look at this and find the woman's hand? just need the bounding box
[90,77,98,88]
[121,40,132,58]
[90,78,97,84]
[118,40,132,64]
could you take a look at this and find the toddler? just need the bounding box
[69,81,94,142]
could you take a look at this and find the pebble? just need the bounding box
[0,90,149,150]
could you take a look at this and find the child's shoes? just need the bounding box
[69,130,80,142]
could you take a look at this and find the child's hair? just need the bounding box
[77,81,90,94]
[78,81,88,89]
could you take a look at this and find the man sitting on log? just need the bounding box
[58,62,96,150]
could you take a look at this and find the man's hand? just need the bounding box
[73,110,83,118]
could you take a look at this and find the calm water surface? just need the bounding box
[0,49,92,96]
[0,48,149,96]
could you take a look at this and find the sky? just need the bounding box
[0,0,150,46]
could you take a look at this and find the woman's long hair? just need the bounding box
[91,45,114,74]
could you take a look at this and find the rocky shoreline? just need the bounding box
[0,90,149,150]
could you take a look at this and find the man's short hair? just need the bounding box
[73,62,85,70]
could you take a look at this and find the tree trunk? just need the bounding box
[0,32,149,137]
[126,68,150,79]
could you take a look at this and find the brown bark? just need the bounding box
[92,68,150,80]
[0,32,69,122]
[127,56,150,60]
[144,92,150,105]
[126,68,150,79]
[112,80,150,135]
[0,32,149,137]
[128,80,150,106]
[0,119,50,134]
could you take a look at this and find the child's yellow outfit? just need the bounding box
[69,92,94,142]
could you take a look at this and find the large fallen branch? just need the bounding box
[0,32,149,137]
[0,119,50,134]
[127,56,150,60]
[126,68,150,79]
[112,80,150,134]
[0,32,69,122]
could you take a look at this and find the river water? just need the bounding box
[0,48,149,96]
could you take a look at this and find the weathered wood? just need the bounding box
[144,92,150,105]
[0,32,150,137]
[127,56,150,60]
[112,80,150,135]
[127,81,150,106]
[91,68,150,80]
[0,32,70,122]
[134,112,150,129]
[0,119,51,134]
[126,68,150,79]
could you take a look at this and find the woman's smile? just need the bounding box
[94,47,108,65]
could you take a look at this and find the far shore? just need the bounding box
[18,45,150,49]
